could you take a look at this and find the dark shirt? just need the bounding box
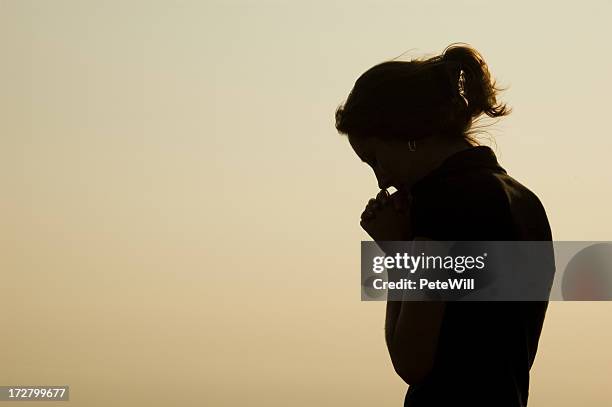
[403,146,553,407]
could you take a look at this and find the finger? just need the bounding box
[367,198,380,211]
[392,194,404,211]
[393,191,412,211]
[360,216,372,228]
[360,218,367,230]
[376,189,390,205]
[361,209,375,221]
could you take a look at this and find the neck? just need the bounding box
[397,136,474,193]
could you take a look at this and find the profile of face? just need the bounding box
[348,134,418,190]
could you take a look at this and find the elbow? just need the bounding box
[392,359,433,385]
[388,348,435,385]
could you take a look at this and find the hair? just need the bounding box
[334,43,511,144]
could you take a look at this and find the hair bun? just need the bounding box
[442,43,511,118]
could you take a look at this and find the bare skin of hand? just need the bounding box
[360,189,413,241]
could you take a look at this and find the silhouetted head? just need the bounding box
[335,43,511,190]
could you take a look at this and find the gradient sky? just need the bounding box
[1,1,611,406]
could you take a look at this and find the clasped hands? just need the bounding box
[360,189,413,242]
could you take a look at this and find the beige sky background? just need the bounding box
[1,1,611,406]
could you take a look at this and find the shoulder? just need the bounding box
[411,169,516,240]
[489,172,553,241]
[444,169,513,209]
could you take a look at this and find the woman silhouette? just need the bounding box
[335,43,553,407]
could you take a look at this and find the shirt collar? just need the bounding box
[409,146,507,193]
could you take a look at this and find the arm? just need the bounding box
[384,237,446,385]
[359,191,446,384]
[385,298,445,385]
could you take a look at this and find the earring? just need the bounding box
[408,140,417,152]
